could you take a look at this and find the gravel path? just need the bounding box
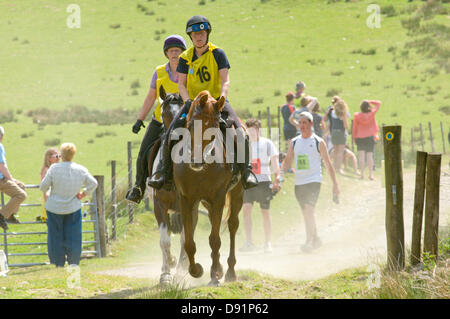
[98,168,450,286]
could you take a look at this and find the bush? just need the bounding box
[331,71,343,76]
[326,88,341,97]
[44,138,61,147]
[130,80,140,89]
[252,97,264,104]
[381,5,397,17]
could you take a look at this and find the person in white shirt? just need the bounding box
[40,143,97,267]
[240,119,281,253]
[282,112,340,253]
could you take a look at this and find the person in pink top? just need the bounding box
[352,100,381,180]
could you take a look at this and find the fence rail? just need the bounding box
[1,178,104,268]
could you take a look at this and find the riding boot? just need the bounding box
[239,134,258,189]
[126,157,148,204]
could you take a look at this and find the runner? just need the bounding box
[281,112,340,252]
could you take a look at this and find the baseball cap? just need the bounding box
[299,111,313,122]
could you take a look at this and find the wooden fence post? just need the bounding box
[277,105,281,154]
[94,175,107,258]
[411,151,427,266]
[258,110,262,136]
[383,126,405,271]
[423,153,441,260]
[440,122,446,154]
[127,141,134,223]
[428,122,435,153]
[267,106,271,140]
[410,127,415,155]
[419,123,425,151]
[111,160,117,241]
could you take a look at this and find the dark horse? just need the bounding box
[172,90,244,286]
[146,86,188,286]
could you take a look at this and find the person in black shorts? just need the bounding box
[240,119,281,253]
[281,112,340,253]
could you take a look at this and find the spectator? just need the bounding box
[281,112,339,253]
[329,145,359,175]
[352,100,381,180]
[36,148,60,222]
[324,97,349,174]
[40,143,97,267]
[281,92,297,149]
[0,126,27,230]
[240,119,281,253]
[289,96,318,130]
[295,81,306,105]
[310,101,325,138]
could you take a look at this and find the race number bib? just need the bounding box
[296,154,310,170]
[251,158,261,174]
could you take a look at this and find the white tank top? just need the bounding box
[292,134,323,185]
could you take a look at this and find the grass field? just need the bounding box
[0,0,449,299]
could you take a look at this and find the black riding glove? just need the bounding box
[132,119,145,134]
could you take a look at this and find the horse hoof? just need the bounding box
[160,273,172,287]
[189,263,204,278]
[169,256,177,268]
[215,265,224,280]
[225,269,237,282]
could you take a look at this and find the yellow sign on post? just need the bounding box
[385,131,394,141]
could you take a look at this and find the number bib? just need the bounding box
[251,158,261,174]
[296,154,310,170]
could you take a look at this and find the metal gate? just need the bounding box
[0,184,102,267]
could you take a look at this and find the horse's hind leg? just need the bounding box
[226,186,244,282]
[159,222,175,286]
[180,196,203,278]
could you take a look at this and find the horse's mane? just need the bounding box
[186,90,216,125]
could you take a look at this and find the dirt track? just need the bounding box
[99,168,450,286]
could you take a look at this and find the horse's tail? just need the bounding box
[220,192,231,234]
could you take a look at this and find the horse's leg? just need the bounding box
[180,196,203,278]
[225,185,244,282]
[154,196,175,286]
[176,201,199,276]
[208,199,226,286]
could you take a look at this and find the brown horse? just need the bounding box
[146,86,189,286]
[172,90,244,286]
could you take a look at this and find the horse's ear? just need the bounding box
[215,96,226,112]
[199,93,209,107]
[159,85,166,100]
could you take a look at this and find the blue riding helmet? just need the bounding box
[185,15,212,35]
[163,35,187,56]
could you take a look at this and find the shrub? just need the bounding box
[274,90,281,96]
[438,106,450,115]
[109,24,121,29]
[44,138,61,147]
[381,5,397,17]
[252,97,264,104]
[326,88,341,97]
[360,81,371,87]
[376,65,383,71]
[130,80,141,89]
[331,71,343,76]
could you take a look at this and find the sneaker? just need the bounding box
[239,242,257,252]
[126,186,143,204]
[312,236,322,250]
[264,242,273,253]
[6,215,20,224]
[301,241,314,253]
[0,215,8,231]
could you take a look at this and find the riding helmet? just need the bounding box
[163,34,187,56]
[185,15,212,36]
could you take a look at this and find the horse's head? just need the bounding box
[159,86,184,130]
[186,90,225,169]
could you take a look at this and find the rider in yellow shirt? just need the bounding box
[148,15,258,191]
[126,35,186,204]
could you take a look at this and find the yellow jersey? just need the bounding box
[154,64,179,123]
[179,42,222,100]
